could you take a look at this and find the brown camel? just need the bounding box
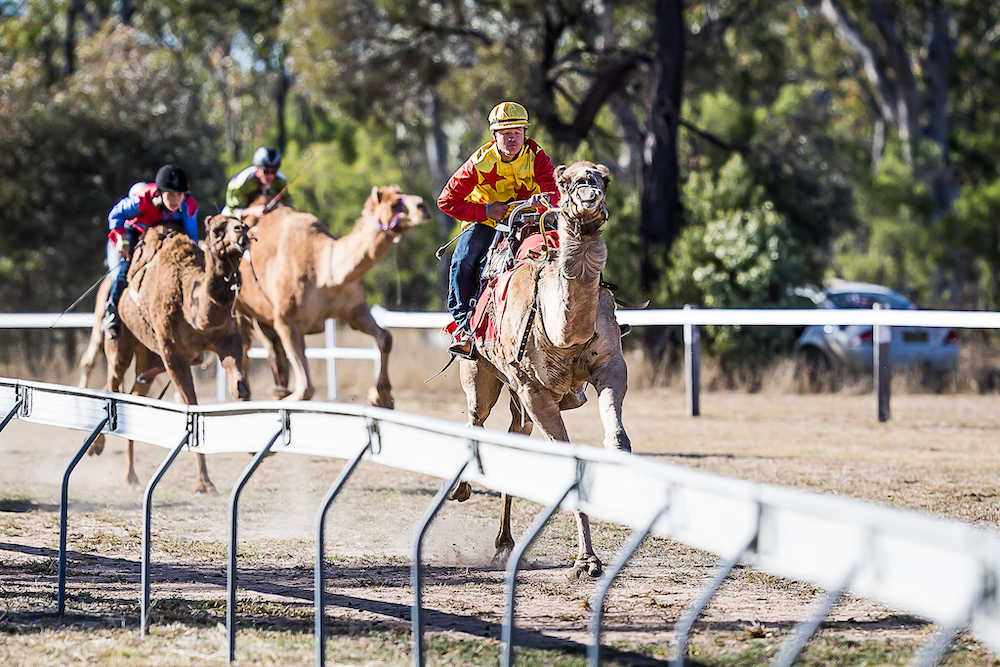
[452,161,630,580]
[88,215,251,492]
[235,186,432,404]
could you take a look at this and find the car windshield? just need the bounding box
[827,292,913,310]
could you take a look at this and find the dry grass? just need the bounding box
[2,331,1000,664]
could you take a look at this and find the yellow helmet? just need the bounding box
[489,102,529,131]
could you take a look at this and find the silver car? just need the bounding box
[794,281,958,392]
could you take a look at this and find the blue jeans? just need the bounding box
[106,228,140,317]
[448,223,497,332]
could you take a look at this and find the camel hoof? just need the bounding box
[269,386,292,400]
[492,537,514,567]
[124,472,141,488]
[367,387,394,410]
[568,556,603,580]
[449,481,471,502]
[193,482,218,495]
[87,434,106,457]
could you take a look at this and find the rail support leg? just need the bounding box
[315,442,371,667]
[227,427,284,663]
[411,458,472,667]
[0,398,23,436]
[670,529,759,667]
[769,561,860,667]
[588,504,670,666]
[141,432,190,636]
[501,478,579,667]
[58,415,110,615]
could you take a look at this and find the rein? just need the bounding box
[372,197,409,232]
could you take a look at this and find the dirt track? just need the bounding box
[3,370,1000,664]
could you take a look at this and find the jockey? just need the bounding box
[102,164,198,338]
[223,146,288,218]
[437,101,560,358]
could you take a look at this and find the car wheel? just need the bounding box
[795,348,832,394]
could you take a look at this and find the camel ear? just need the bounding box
[594,163,611,189]
[554,165,567,190]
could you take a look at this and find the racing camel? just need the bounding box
[452,161,630,580]
[88,215,251,492]
[235,186,432,404]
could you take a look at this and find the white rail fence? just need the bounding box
[11,305,991,420]
[0,377,999,667]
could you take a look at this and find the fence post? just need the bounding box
[683,305,700,417]
[227,425,285,663]
[501,477,580,667]
[588,503,670,666]
[873,303,891,423]
[411,457,472,667]
[141,431,190,636]
[216,357,226,403]
[315,442,370,667]
[58,413,110,615]
[670,525,760,667]
[0,398,23,435]
[325,319,338,401]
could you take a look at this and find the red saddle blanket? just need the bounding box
[468,231,560,344]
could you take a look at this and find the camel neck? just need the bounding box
[322,215,396,287]
[536,218,606,348]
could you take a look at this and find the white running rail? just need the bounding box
[0,377,998,666]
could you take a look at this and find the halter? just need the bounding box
[560,169,608,237]
[373,197,408,232]
[211,216,248,314]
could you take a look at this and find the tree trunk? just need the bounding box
[924,0,955,217]
[64,0,78,77]
[639,0,685,292]
[119,0,135,26]
[425,87,453,302]
[274,65,291,154]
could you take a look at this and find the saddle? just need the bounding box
[470,229,560,345]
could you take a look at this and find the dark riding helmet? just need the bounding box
[252,146,281,170]
[155,164,189,193]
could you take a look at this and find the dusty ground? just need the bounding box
[1,329,1000,665]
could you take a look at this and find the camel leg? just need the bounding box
[271,318,314,401]
[253,319,291,399]
[517,384,602,580]
[495,393,533,566]
[346,305,393,409]
[215,330,252,401]
[161,352,216,494]
[90,326,138,458]
[78,276,112,388]
[452,360,503,503]
[591,356,631,452]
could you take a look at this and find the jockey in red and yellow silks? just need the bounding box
[438,137,560,229]
[438,101,560,358]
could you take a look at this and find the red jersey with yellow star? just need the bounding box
[437,137,560,229]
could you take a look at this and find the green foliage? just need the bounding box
[658,155,807,382]
[0,26,223,311]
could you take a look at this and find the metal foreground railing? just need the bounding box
[1,378,999,666]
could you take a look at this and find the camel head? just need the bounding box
[555,161,611,236]
[203,213,249,260]
[363,185,433,241]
